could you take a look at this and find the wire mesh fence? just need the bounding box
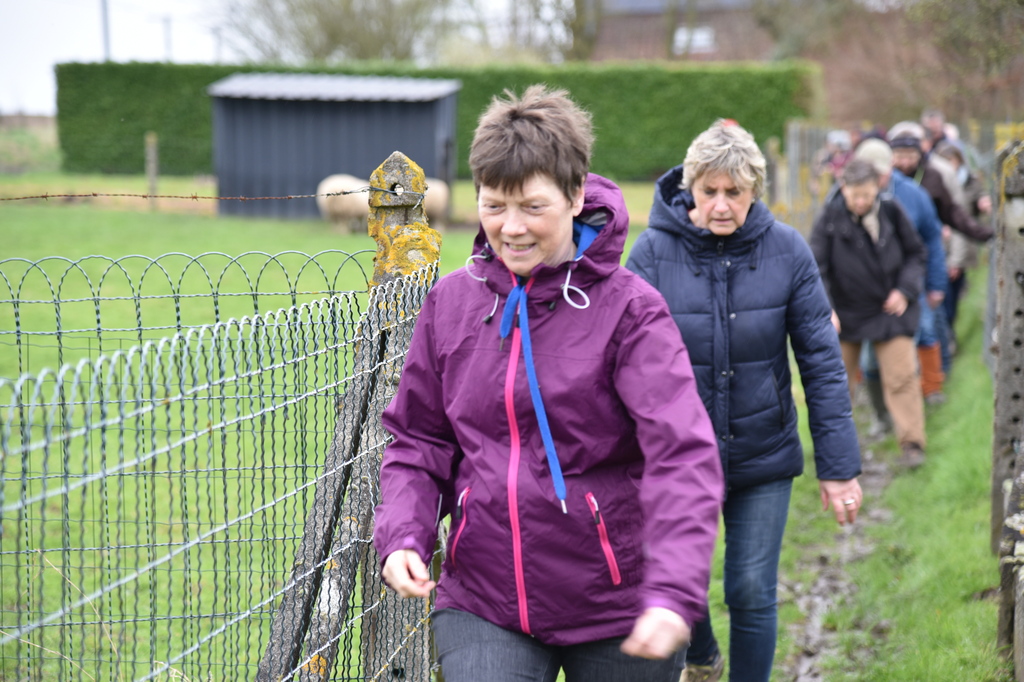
[0,246,439,681]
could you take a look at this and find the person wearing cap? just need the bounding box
[887,121,993,244]
[627,120,862,682]
[849,138,948,428]
[893,119,958,196]
[810,158,929,468]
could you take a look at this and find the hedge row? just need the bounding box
[55,60,822,180]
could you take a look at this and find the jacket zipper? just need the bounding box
[450,487,471,569]
[585,492,622,586]
[505,324,531,634]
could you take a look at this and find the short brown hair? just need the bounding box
[469,85,593,201]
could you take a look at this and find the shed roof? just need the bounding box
[207,72,462,102]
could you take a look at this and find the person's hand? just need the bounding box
[978,194,992,214]
[820,478,862,526]
[830,309,841,333]
[926,290,945,309]
[947,266,963,282]
[882,289,908,316]
[620,607,690,660]
[382,549,436,598]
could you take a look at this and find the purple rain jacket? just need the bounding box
[374,173,723,646]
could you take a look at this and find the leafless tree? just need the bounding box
[503,1,564,60]
[460,0,599,63]
[751,0,858,58]
[221,0,457,63]
[907,0,1024,117]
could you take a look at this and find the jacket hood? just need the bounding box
[648,165,775,254]
[468,173,630,298]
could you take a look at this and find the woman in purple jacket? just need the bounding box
[373,86,724,682]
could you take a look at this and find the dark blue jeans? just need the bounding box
[686,477,793,682]
[432,608,685,682]
[943,269,967,330]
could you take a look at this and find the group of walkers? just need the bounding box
[371,87,989,681]
[813,112,992,468]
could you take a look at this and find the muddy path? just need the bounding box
[781,433,895,680]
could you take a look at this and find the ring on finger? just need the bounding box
[842,499,856,506]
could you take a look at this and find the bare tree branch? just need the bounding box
[221,0,456,64]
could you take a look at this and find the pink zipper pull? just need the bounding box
[585,492,622,586]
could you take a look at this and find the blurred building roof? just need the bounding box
[207,73,462,102]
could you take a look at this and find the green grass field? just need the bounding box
[0,173,1010,680]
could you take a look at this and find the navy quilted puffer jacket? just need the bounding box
[626,165,861,490]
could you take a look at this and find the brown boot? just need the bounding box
[918,343,945,404]
[682,652,724,682]
[900,442,926,469]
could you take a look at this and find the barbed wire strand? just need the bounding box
[0,186,424,203]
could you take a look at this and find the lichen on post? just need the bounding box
[367,151,442,288]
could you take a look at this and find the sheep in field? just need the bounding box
[316,174,368,233]
[423,178,450,229]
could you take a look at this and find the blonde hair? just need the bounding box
[682,119,767,200]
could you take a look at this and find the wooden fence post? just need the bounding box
[256,151,439,682]
[145,131,158,212]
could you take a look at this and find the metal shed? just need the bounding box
[208,72,461,218]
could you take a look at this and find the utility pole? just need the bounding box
[163,15,172,62]
[100,0,111,61]
[212,26,223,63]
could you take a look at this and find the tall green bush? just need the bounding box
[56,60,822,180]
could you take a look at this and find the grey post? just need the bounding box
[993,140,1024,674]
[256,151,440,682]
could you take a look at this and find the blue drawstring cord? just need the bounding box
[499,277,568,513]
[493,220,603,513]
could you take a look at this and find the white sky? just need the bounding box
[0,0,229,116]
[0,0,516,116]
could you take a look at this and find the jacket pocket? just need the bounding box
[449,487,471,569]
[585,492,622,586]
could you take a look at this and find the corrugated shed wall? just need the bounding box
[213,96,456,218]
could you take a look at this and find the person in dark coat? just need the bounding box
[888,123,993,243]
[850,138,948,431]
[375,86,724,682]
[626,119,862,682]
[810,158,929,468]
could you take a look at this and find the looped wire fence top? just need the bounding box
[0,249,439,682]
[0,250,375,379]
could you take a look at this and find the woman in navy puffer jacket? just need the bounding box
[626,120,862,682]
